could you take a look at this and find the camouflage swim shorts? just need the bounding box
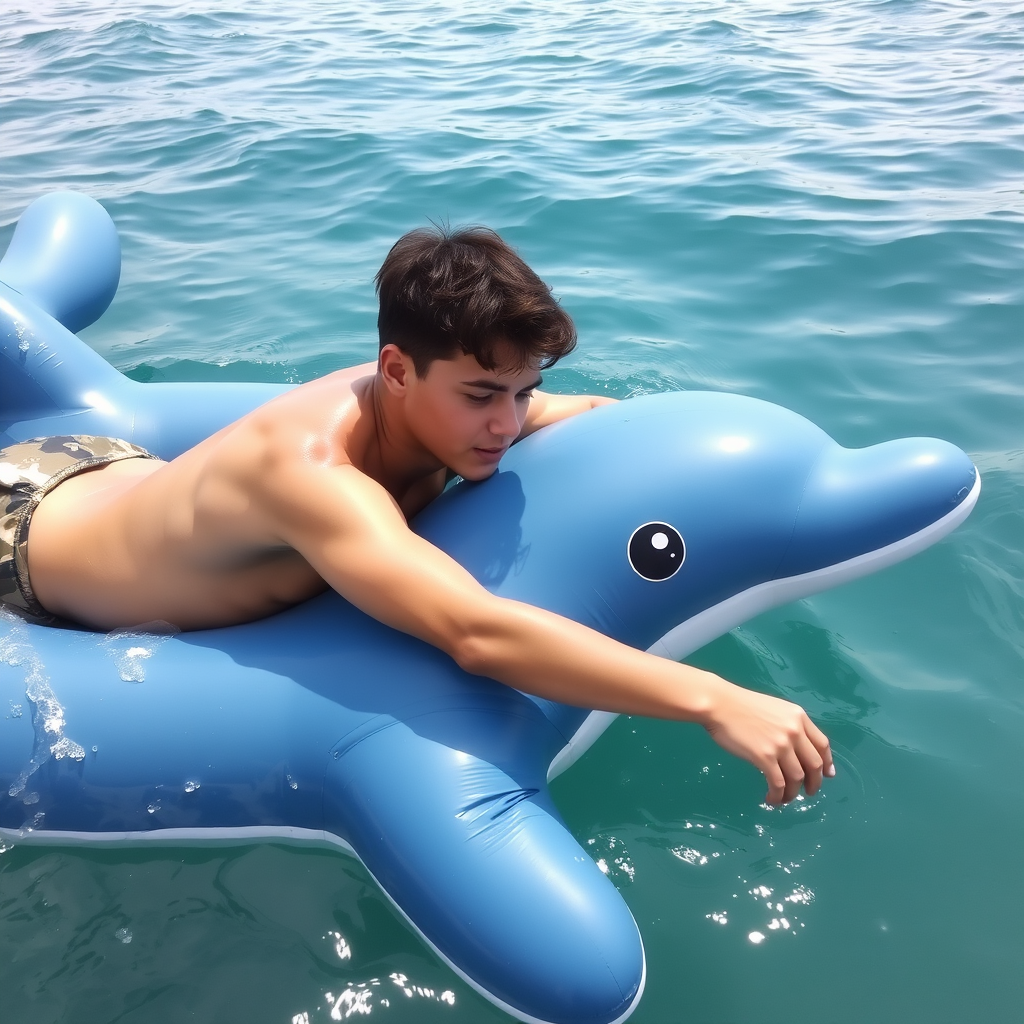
[0,435,158,624]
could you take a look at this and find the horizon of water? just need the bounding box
[1,2,1022,1022]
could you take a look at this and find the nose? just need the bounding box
[490,397,522,440]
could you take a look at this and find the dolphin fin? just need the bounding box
[0,191,121,333]
[326,721,645,1024]
[0,193,136,430]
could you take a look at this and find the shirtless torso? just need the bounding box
[27,351,600,631]
[29,362,376,630]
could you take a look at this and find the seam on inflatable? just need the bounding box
[588,583,638,651]
[329,702,554,764]
[329,714,400,761]
[0,824,357,853]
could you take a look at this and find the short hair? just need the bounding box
[375,225,577,376]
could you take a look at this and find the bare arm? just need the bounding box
[519,390,617,438]
[265,461,833,804]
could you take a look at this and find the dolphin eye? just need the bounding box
[628,522,685,582]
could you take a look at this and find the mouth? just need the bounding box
[472,445,509,464]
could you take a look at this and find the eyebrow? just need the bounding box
[461,376,543,394]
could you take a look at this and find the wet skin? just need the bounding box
[27,345,833,804]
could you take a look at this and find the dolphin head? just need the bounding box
[416,392,978,656]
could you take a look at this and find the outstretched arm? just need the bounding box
[266,462,833,805]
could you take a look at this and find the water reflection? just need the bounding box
[296,966,457,1021]
[586,834,635,884]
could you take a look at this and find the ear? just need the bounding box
[378,343,416,397]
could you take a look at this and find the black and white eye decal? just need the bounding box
[627,522,685,582]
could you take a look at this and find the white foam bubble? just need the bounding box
[102,621,180,682]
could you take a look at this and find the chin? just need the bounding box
[459,465,499,482]
[456,457,503,482]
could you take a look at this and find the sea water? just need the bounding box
[1,2,1022,1021]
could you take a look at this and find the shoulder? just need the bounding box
[227,370,370,472]
[195,376,371,505]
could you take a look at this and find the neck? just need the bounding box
[356,373,446,507]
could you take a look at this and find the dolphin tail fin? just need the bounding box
[0,191,121,334]
[0,192,138,430]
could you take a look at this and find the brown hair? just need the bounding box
[375,225,577,376]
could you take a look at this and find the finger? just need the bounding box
[777,746,806,805]
[794,732,824,797]
[764,761,786,806]
[804,717,835,778]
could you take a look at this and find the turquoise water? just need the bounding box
[1,2,1022,1021]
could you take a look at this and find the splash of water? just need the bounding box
[1,610,85,804]
[101,621,180,682]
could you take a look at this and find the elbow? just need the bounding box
[450,630,493,678]
[447,598,507,678]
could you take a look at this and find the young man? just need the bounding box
[3,226,832,805]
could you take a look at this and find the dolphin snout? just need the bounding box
[778,436,978,578]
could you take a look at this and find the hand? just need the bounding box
[701,678,834,805]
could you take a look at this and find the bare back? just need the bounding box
[27,362,438,630]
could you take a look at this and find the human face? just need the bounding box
[404,348,542,481]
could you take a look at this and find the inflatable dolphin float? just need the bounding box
[0,193,979,1024]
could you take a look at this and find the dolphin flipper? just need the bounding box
[328,720,645,1024]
